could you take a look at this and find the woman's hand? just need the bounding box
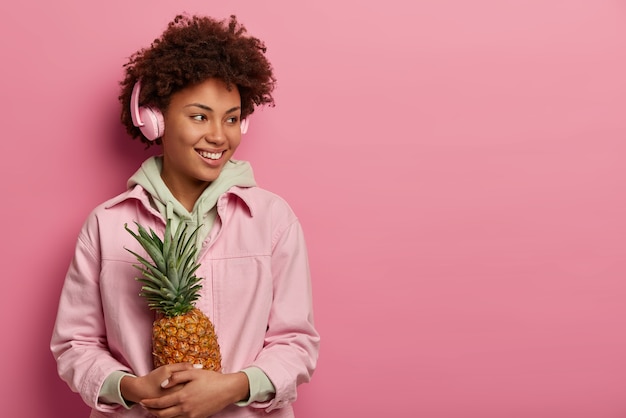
[139,367,250,418]
[120,363,196,404]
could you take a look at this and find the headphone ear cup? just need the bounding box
[138,106,165,141]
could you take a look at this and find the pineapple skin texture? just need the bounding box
[152,308,222,371]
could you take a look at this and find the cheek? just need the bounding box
[229,136,242,151]
[164,117,204,143]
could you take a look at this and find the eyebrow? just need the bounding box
[185,103,241,114]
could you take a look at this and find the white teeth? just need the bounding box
[199,151,223,160]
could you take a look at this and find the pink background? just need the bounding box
[1,1,625,417]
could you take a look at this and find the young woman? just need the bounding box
[51,14,319,418]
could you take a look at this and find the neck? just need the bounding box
[160,173,209,212]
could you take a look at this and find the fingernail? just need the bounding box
[160,378,169,388]
[193,364,203,369]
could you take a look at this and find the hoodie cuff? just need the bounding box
[235,367,276,406]
[98,370,136,409]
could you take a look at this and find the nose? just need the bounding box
[205,121,225,144]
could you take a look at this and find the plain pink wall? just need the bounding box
[1,1,625,417]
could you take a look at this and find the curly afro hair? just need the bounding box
[119,14,276,147]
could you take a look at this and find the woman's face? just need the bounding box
[160,78,243,196]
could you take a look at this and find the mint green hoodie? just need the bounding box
[127,156,256,248]
[97,156,276,408]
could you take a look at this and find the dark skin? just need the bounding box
[116,15,276,417]
[120,80,252,417]
[121,364,249,418]
[119,15,276,148]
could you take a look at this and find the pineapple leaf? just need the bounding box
[162,218,172,267]
[124,218,204,317]
[125,249,165,279]
[149,229,164,251]
[124,223,167,272]
[135,269,177,295]
[166,221,189,288]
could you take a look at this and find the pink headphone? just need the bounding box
[130,80,249,141]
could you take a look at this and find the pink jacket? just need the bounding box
[51,185,319,418]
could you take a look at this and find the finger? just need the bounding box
[162,367,205,388]
[162,362,195,373]
[159,363,196,388]
[141,403,179,418]
[141,393,177,410]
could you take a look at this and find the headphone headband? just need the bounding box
[130,80,144,128]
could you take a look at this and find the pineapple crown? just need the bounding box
[124,219,203,317]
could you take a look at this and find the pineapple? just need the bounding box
[124,218,221,371]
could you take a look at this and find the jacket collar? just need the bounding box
[105,185,256,218]
[218,186,255,217]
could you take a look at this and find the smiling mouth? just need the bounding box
[197,150,224,160]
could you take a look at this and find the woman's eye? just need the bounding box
[226,116,238,124]
[192,115,206,121]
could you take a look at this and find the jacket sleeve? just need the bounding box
[50,217,132,412]
[249,217,320,412]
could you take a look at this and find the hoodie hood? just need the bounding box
[127,156,256,246]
